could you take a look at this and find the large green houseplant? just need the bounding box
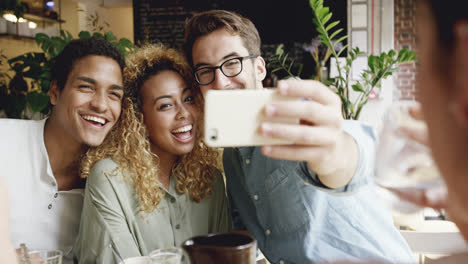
[0,30,137,119]
[271,0,416,120]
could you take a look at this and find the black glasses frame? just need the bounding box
[194,55,258,85]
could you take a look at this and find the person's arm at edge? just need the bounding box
[0,178,18,264]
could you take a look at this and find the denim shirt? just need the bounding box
[223,120,415,264]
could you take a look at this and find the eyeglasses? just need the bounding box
[194,55,258,85]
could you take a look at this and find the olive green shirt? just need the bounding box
[73,158,231,264]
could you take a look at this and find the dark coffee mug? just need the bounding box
[182,232,257,264]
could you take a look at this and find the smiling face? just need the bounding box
[191,28,266,96]
[140,70,198,158]
[49,55,123,147]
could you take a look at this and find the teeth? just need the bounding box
[82,115,106,125]
[172,125,192,133]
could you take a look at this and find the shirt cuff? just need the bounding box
[302,120,377,194]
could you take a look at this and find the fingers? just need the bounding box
[261,144,330,162]
[259,122,340,146]
[408,104,424,121]
[264,100,342,126]
[264,79,343,127]
[398,125,429,146]
[277,79,341,107]
[388,186,448,210]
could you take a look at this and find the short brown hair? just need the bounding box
[183,10,261,66]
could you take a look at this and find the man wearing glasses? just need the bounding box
[183,10,413,264]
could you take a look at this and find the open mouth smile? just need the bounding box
[171,124,194,143]
[82,115,108,127]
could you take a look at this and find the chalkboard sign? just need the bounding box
[133,0,347,78]
[133,0,191,48]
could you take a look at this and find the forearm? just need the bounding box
[313,131,359,189]
[0,180,17,264]
[0,241,17,264]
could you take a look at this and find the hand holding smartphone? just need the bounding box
[204,89,299,147]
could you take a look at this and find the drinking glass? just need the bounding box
[149,247,183,264]
[119,256,152,264]
[375,101,446,213]
[25,249,62,264]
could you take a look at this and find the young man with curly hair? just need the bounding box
[0,37,126,263]
[183,10,414,263]
[73,44,231,264]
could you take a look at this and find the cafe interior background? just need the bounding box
[1,0,464,262]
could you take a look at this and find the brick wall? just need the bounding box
[394,0,417,100]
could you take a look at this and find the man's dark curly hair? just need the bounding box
[51,37,126,91]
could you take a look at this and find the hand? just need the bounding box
[393,104,448,210]
[388,185,448,210]
[398,104,429,146]
[258,79,358,188]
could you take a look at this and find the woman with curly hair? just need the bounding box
[73,44,231,263]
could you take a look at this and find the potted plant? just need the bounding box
[0,30,137,119]
[270,0,416,120]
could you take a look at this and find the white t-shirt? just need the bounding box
[0,118,83,264]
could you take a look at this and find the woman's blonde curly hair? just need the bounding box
[81,43,219,212]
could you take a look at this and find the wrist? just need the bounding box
[312,131,357,188]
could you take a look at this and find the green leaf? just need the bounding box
[325,21,340,32]
[27,91,50,112]
[397,49,406,61]
[317,7,329,20]
[368,55,378,74]
[297,64,304,77]
[52,42,66,57]
[352,83,365,92]
[288,60,294,72]
[78,31,91,39]
[282,53,289,65]
[92,32,104,39]
[59,30,67,40]
[329,28,343,41]
[334,35,348,45]
[40,79,50,92]
[322,13,333,25]
[275,44,284,56]
[337,44,348,57]
[346,58,352,66]
[105,31,117,42]
[35,33,49,50]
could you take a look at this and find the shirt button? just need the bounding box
[48,204,52,210]
[175,224,180,229]
[253,194,259,201]
[265,229,271,236]
[279,260,285,264]
[54,193,58,198]
[245,159,251,165]
[171,197,176,203]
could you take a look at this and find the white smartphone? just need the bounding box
[204,89,299,147]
